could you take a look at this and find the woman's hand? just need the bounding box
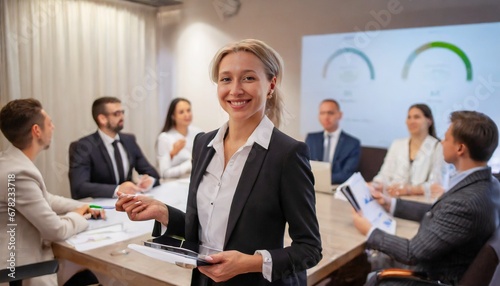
[387,183,409,197]
[197,251,262,282]
[170,138,186,158]
[115,192,169,225]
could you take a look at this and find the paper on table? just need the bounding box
[67,224,127,251]
[336,172,396,234]
[68,179,189,252]
[67,212,153,251]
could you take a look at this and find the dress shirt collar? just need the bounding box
[97,129,120,145]
[208,116,274,150]
[324,128,341,139]
[448,166,488,190]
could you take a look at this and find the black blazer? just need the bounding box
[305,131,361,184]
[367,168,500,284]
[69,132,159,199]
[154,128,322,286]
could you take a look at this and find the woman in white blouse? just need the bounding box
[372,103,449,197]
[157,98,202,178]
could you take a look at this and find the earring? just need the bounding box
[268,90,273,99]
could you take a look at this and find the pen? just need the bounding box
[89,204,115,209]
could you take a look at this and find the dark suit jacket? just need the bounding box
[367,168,500,284]
[69,132,159,199]
[305,131,361,184]
[154,128,322,286]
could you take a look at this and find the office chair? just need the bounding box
[0,259,59,286]
[358,147,387,182]
[0,261,100,286]
[493,172,500,182]
[371,226,500,286]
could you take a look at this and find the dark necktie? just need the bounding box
[112,140,125,183]
[323,134,331,162]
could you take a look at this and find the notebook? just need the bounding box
[310,160,333,194]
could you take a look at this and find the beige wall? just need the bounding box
[163,0,500,140]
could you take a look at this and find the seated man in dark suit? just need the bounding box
[305,99,361,184]
[353,110,500,285]
[69,97,160,199]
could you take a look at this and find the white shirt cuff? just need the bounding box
[160,223,168,235]
[255,250,273,282]
[113,185,120,198]
[366,226,378,238]
[389,198,397,214]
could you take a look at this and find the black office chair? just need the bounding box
[371,226,500,286]
[0,260,59,286]
[358,146,387,182]
[0,260,99,286]
[493,172,500,182]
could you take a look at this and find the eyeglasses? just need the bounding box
[105,110,125,117]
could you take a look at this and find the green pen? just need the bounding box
[89,204,114,209]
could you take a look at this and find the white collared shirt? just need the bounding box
[97,129,130,184]
[324,128,342,162]
[197,116,274,281]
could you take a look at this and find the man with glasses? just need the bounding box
[69,96,159,199]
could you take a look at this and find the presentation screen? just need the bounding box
[301,21,500,172]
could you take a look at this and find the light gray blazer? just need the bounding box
[0,146,89,286]
[367,167,500,284]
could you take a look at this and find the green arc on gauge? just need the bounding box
[402,41,473,81]
[322,47,375,80]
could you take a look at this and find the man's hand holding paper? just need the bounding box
[340,173,397,234]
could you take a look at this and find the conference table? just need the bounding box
[52,180,419,286]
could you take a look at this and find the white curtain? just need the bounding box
[0,0,163,197]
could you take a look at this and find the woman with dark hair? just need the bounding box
[156,98,202,178]
[372,103,449,197]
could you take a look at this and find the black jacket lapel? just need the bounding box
[92,132,116,182]
[224,142,267,248]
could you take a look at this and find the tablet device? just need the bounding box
[143,240,214,266]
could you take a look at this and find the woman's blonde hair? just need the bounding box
[209,39,284,127]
